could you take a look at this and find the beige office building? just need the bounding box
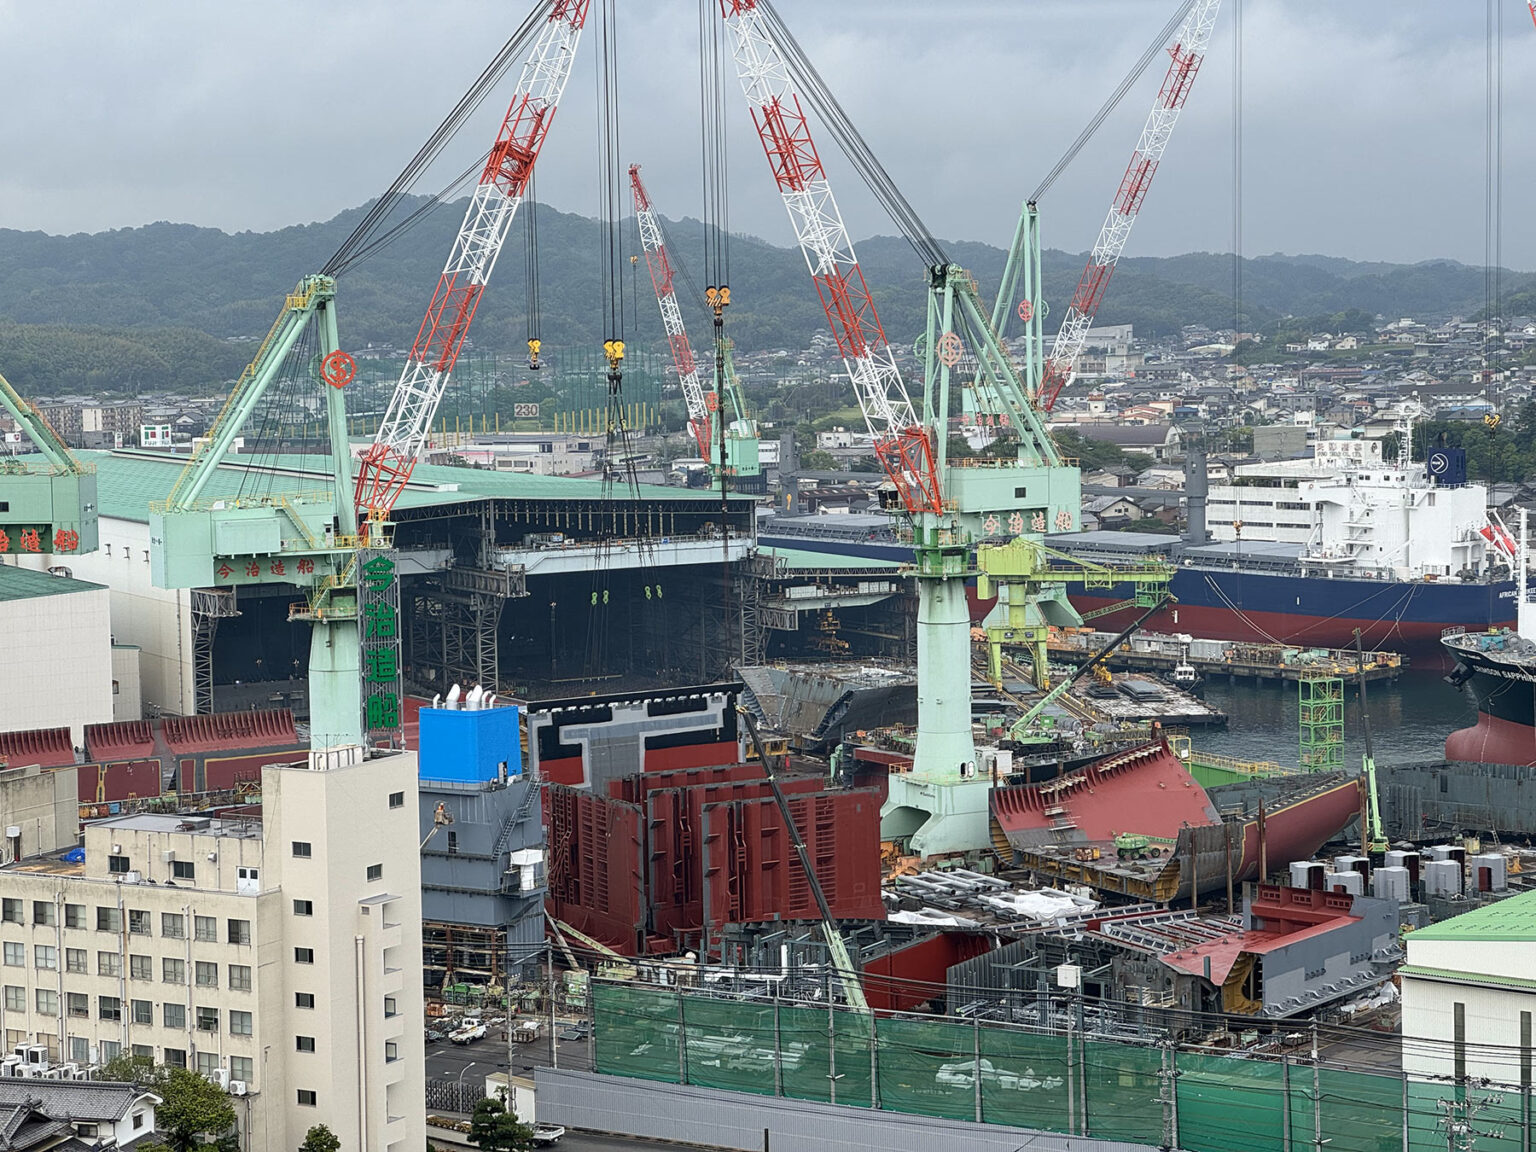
[0,746,426,1151]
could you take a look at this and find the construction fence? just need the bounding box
[592,983,1533,1152]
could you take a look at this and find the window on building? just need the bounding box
[98,951,122,978]
[229,1056,252,1084]
[35,989,56,1016]
[193,916,215,943]
[107,855,130,875]
[292,841,312,859]
[2,898,21,923]
[170,860,195,880]
[383,996,398,1018]
[195,1051,219,1077]
[295,993,315,1009]
[100,1041,121,1064]
[161,913,184,939]
[384,1040,398,1063]
[99,996,121,1022]
[226,919,251,946]
[127,910,151,936]
[163,1003,185,1029]
[3,987,23,1012]
[33,945,56,971]
[228,965,251,992]
[292,900,313,917]
[133,1110,147,1130]
[95,907,121,933]
[1,943,22,967]
[297,1090,317,1107]
[76,1123,99,1141]
[131,1045,153,1061]
[66,993,88,1018]
[295,1036,315,1053]
[163,1048,186,1069]
[195,1006,218,1033]
[447,832,458,855]
[31,902,54,927]
[366,863,383,882]
[195,962,218,988]
[63,904,85,930]
[388,791,405,809]
[131,999,152,1025]
[65,948,86,974]
[163,958,185,985]
[294,948,314,965]
[129,954,151,981]
[230,1010,252,1037]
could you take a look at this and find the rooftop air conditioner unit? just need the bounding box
[229,1080,247,1096]
[161,850,176,863]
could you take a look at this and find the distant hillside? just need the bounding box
[0,197,1530,395]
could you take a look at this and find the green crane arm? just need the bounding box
[0,372,80,474]
[738,707,870,1015]
[1352,629,1389,854]
[164,275,336,511]
[1008,595,1170,740]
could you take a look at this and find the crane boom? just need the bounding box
[354,1,590,522]
[1038,0,1221,412]
[717,0,940,515]
[629,165,713,459]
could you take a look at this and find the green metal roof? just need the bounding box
[0,562,105,602]
[1398,964,1536,991]
[74,450,737,523]
[757,546,903,572]
[1409,888,1536,943]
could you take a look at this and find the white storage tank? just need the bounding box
[1290,861,1326,890]
[1371,866,1410,903]
[1324,870,1364,896]
[1423,858,1462,897]
[1468,853,1508,893]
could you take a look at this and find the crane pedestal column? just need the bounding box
[882,545,988,857]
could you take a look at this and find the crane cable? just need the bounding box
[755,0,947,272]
[323,0,554,277]
[1031,0,1197,205]
[526,168,542,369]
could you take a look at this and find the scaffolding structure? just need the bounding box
[189,587,240,715]
[1298,673,1344,772]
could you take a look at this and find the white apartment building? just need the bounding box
[0,746,426,1151]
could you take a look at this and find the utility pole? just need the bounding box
[1437,1093,1507,1152]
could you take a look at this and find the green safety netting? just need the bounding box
[875,1016,978,1122]
[592,982,681,1084]
[1082,1038,1164,1145]
[1176,1053,1286,1152]
[977,1025,1073,1132]
[590,985,1536,1152]
[680,996,779,1098]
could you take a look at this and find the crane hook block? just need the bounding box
[321,350,356,390]
[527,339,542,370]
[603,340,625,368]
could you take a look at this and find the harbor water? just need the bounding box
[1192,665,1477,770]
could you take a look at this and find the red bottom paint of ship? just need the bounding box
[1445,712,1536,768]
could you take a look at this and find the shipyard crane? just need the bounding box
[1036,0,1222,412]
[0,372,97,555]
[353,1,591,525]
[629,164,760,486]
[715,1,940,516]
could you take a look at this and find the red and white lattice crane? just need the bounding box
[1038,0,1222,412]
[354,1,591,523]
[629,164,713,458]
[716,1,942,516]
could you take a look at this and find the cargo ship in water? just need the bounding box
[761,436,1514,660]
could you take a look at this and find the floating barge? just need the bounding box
[1047,628,1407,685]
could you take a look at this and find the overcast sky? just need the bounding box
[0,1,1531,269]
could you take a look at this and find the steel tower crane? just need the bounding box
[0,373,97,555]
[1037,0,1222,412]
[354,1,591,525]
[715,1,940,517]
[629,164,760,486]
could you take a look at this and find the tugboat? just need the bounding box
[1165,661,1202,693]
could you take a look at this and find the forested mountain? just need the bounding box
[0,196,1529,395]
